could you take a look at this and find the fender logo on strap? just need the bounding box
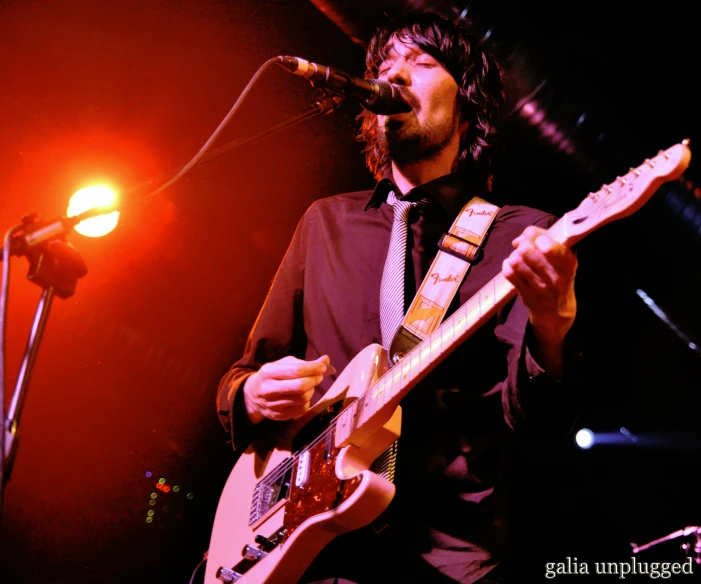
[429,272,460,285]
[464,208,494,217]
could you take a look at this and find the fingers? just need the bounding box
[257,374,324,400]
[255,389,316,421]
[503,225,578,341]
[508,228,578,285]
[261,355,335,380]
[504,227,576,304]
[246,355,337,422]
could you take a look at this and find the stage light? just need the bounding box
[67,185,120,237]
[575,428,594,449]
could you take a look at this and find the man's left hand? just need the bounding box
[502,225,578,344]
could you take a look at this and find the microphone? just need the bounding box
[277,56,412,116]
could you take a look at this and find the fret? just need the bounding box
[430,332,442,361]
[335,415,344,444]
[376,378,386,408]
[479,288,494,317]
[477,288,486,314]
[336,406,351,444]
[367,386,377,418]
[401,358,411,383]
[547,219,565,243]
[346,407,353,436]
[367,385,378,417]
[479,281,495,313]
[453,304,467,336]
[420,341,432,369]
[392,366,402,396]
[441,319,454,349]
[493,273,512,303]
[410,350,421,378]
[356,394,366,426]
[383,371,393,403]
[465,298,480,326]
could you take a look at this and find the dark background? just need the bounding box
[1,1,700,582]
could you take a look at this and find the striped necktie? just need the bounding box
[379,190,428,349]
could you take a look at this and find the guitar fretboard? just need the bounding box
[331,214,578,447]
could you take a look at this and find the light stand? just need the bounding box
[0,213,90,520]
[0,90,346,521]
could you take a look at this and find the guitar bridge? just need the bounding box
[249,457,294,525]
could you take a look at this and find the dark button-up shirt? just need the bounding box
[216,172,578,583]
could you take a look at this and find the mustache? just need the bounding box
[391,85,419,111]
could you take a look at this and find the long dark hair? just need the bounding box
[357,12,505,192]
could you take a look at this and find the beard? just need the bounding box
[377,110,461,166]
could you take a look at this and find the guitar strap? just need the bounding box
[370,195,500,533]
[388,196,500,361]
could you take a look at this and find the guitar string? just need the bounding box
[262,151,668,484]
[255,147,674,492]
[257,194,624,491]
[257,294,475,490]
[257,276,505,490]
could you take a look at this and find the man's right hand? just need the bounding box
[242,355,335,424]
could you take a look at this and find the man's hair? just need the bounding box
[357,12,505,192]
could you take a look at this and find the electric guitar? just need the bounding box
[204,140,692,584]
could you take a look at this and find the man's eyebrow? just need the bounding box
[380,44,422,64]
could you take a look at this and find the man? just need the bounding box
[216,11,579,584]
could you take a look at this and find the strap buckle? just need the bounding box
[437,232,483,264]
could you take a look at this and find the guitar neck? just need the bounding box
[333,270,516,447]
[353,213,585,426]
[334,140,692,447]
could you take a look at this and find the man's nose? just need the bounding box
[386,59,411,85]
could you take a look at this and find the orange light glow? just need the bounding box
[67,185,120,237]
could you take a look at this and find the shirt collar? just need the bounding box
[364,170,482,217]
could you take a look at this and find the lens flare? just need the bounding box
[575,428,594,449]
[67,185,120,237]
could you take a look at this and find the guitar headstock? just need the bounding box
[561,140,692,246]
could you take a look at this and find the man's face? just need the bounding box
[375,38,462,165]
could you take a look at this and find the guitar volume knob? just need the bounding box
[215,566,240,583]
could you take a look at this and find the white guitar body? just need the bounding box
[204,344,401,584]
[204,141,692,584]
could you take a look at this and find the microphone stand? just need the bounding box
[0,90,346,521]
[631,525,701,563]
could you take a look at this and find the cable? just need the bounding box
[0,56,341,518]
[144,57,281,202]
[189,550,208,584]
[0,56,282,498]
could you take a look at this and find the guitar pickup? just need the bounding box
[249,457,293,525]
[294,451,310,488]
